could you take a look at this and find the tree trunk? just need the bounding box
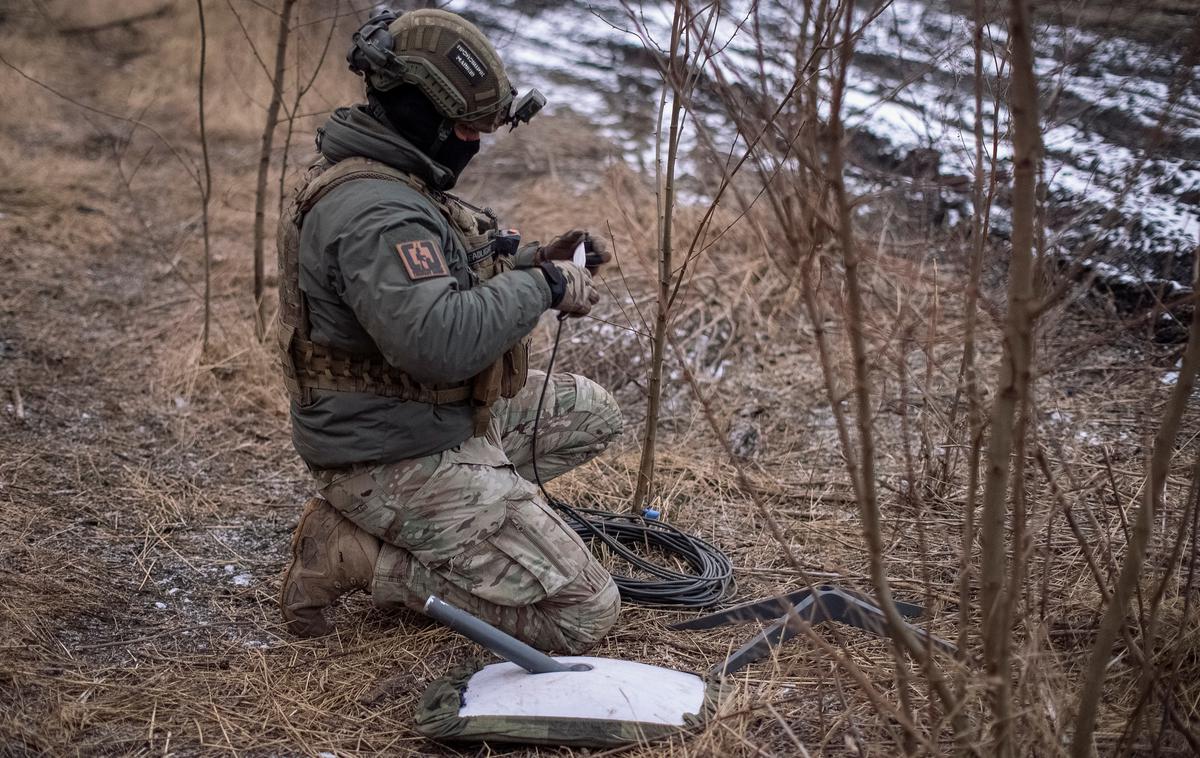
[977,1,1041,753]
[253,0,297,335]
[632,1,684,512]
[196,0,213,352]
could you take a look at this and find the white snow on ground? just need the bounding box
[828,0,1200,275]
[1046,406,1131,448]
[447,0,1198,283]
[1162,359,1183,386]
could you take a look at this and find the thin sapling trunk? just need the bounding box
[977,0,1042,752]
[632,0,684,512]
[254,0,297,335]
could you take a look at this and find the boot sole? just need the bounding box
[279,497,326,635]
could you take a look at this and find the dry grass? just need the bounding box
[1,2,1198,756]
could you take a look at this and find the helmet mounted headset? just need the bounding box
[347,9,545,153]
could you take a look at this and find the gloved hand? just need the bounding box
[535,230,612,273]
[541,261,600,317]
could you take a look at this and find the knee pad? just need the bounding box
[572,375,625,450]
[557,565,621,654]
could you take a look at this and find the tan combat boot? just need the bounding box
[280,498,380,637]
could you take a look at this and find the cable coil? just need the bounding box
[550,497,734,608]
[532,316,735,609]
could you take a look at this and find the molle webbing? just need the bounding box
[290,337,470,403]
[277,157,467,406]
[297,160,427,216]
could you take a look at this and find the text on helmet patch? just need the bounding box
[396,240,450,280]
[448,41,488,84]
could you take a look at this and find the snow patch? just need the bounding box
[448,0,1200,285]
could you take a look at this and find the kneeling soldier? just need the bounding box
[276,8,622,654]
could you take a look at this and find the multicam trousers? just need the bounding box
[313,371,624,654]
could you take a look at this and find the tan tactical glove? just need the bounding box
[546,261,600,317]
[532,230,612,273]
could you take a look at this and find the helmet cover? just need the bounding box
[365,9,514,126]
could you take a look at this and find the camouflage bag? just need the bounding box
[414,658,727,748]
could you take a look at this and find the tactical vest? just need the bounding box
[276,156,529,436]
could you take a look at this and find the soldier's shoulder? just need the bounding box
[303,181,447,252]
[318,175,441,219]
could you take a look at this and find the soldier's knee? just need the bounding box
[595,388,624,448]
[576,375,624,449]
[556,571,621,655]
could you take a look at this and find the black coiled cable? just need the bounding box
[530,315,735,609]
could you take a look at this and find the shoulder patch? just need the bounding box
[396,239,450,280]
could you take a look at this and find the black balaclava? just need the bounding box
[368,85,481,178]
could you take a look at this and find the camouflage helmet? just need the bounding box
[348,8,542,130]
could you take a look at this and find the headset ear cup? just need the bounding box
[346,41,366,73]
[365,26,392,69]
[346,10,399,78]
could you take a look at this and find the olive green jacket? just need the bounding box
[290,106,551,469]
